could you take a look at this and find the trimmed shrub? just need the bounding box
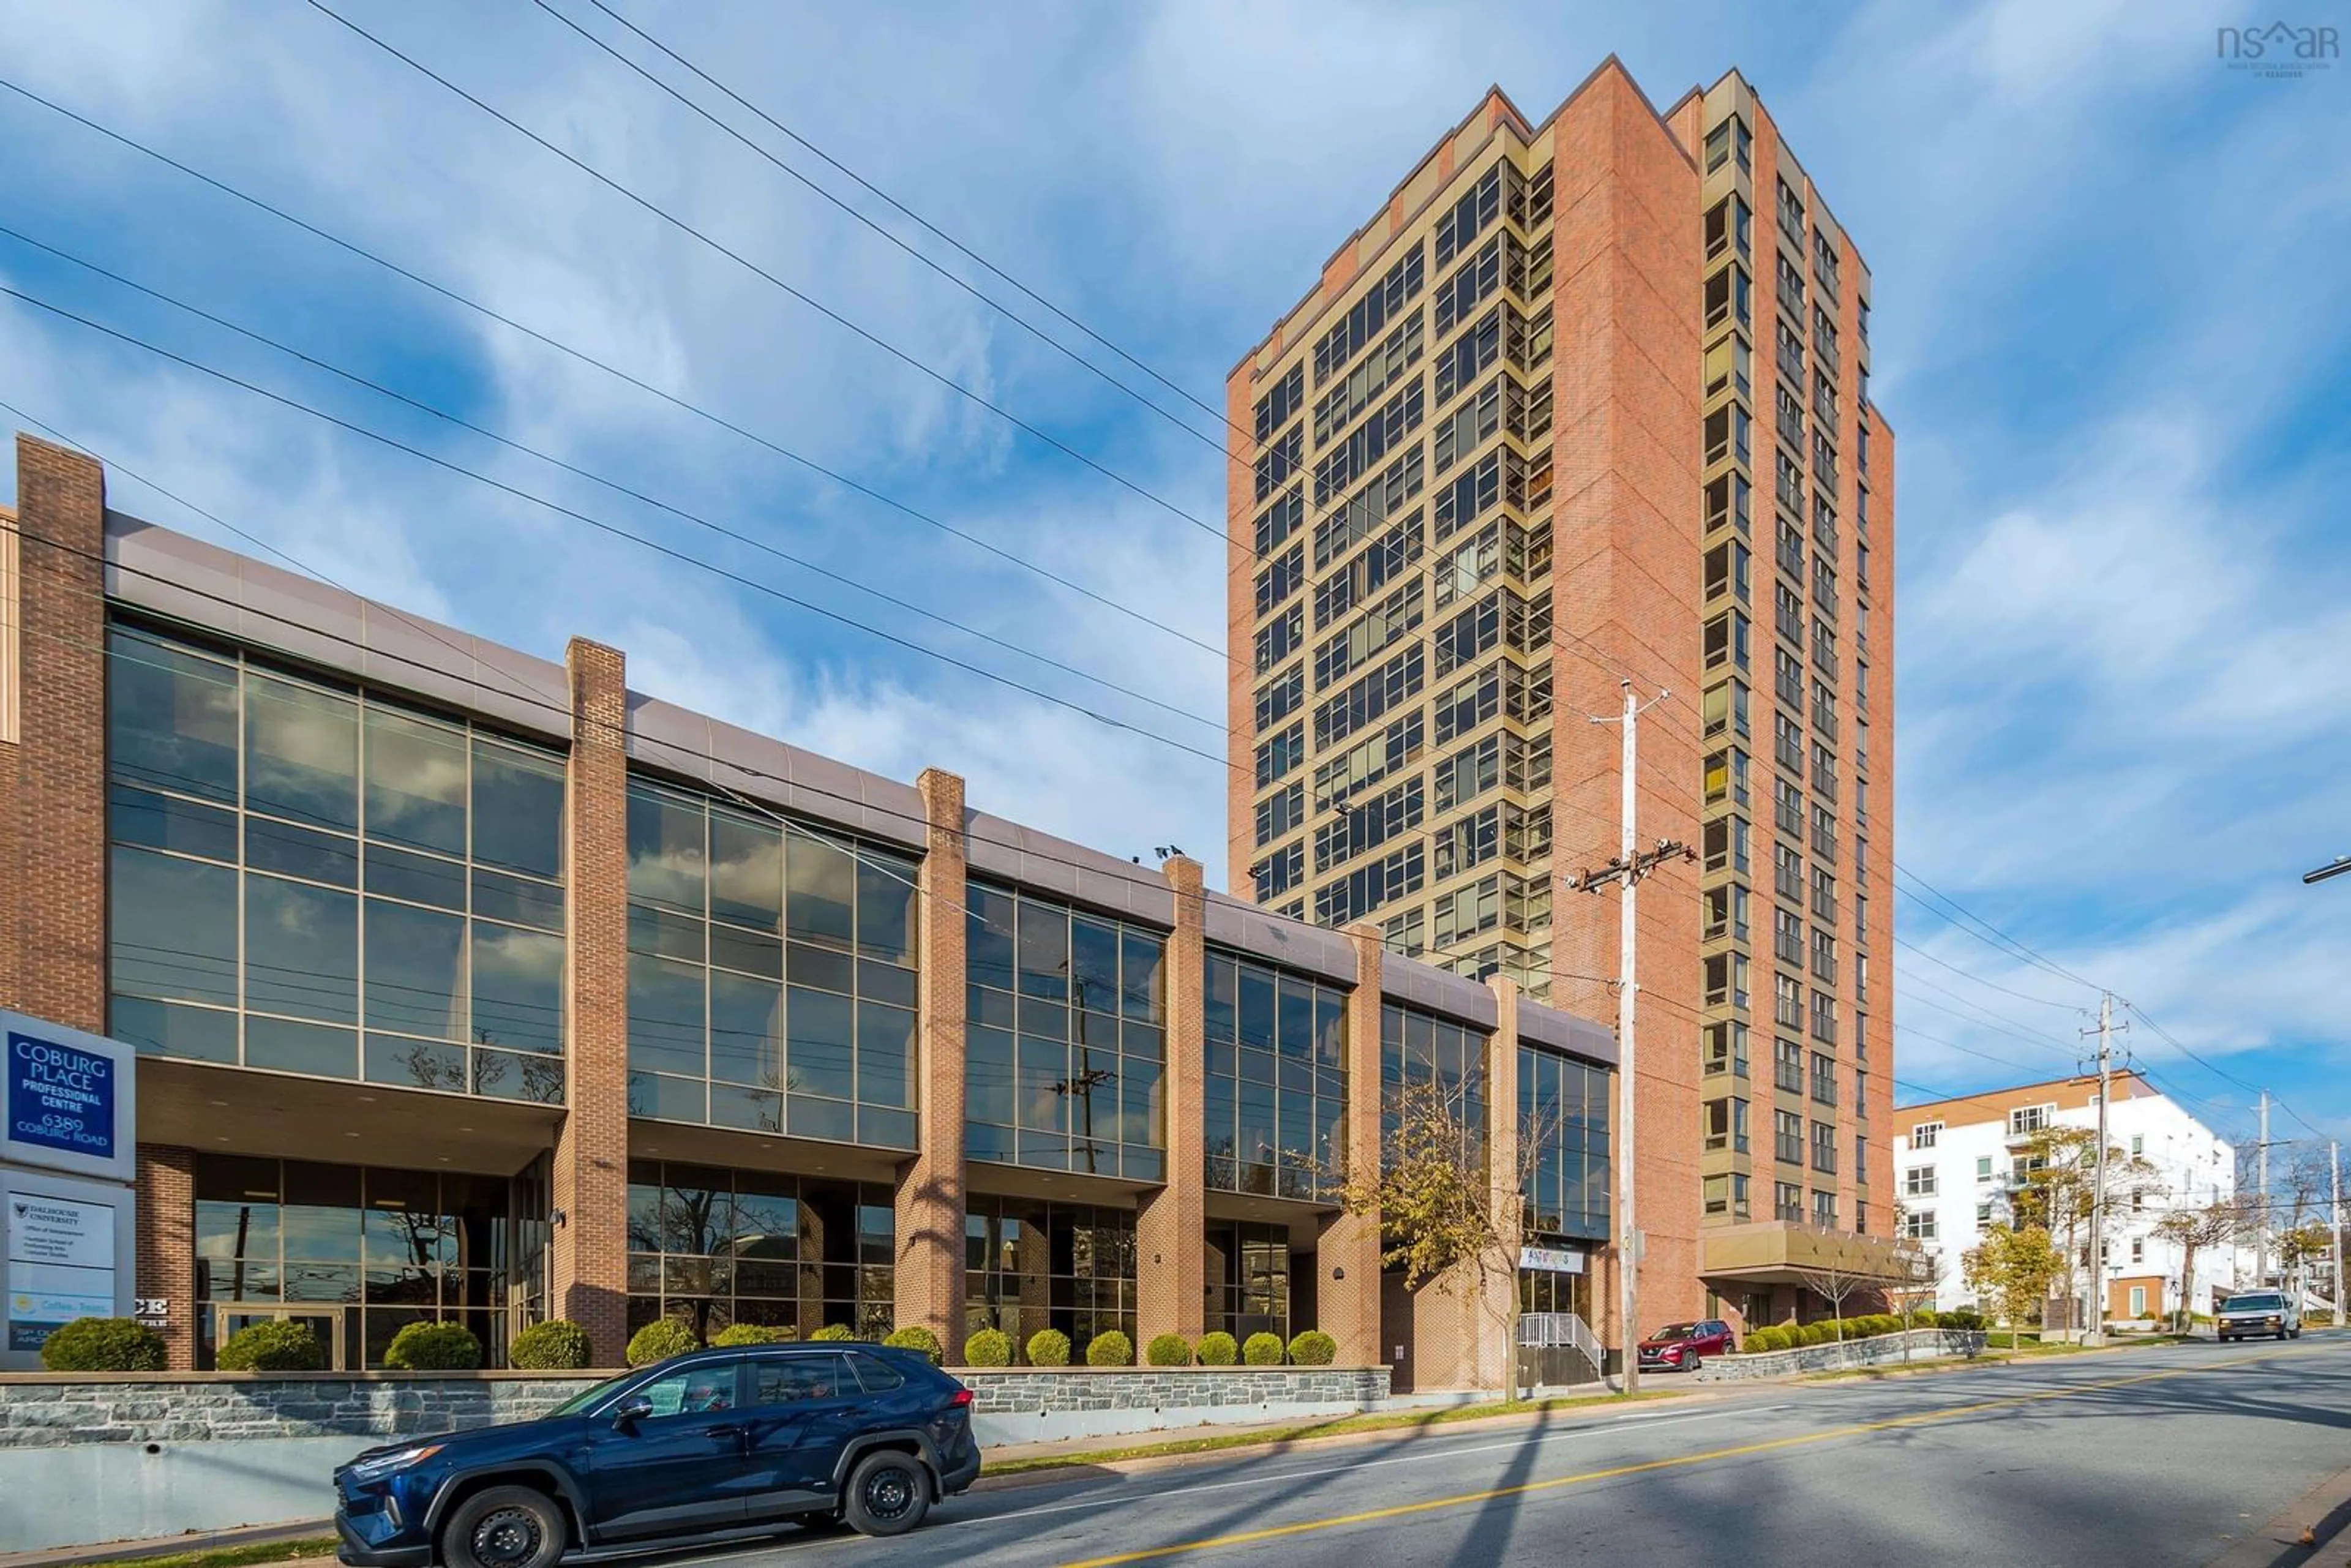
[218,1319,326,1372]
[1198,1332,1240,1367]
[1911,1308,1940,1330]
[1087,1330,1134,1367]
[39,1317,165,1373]
[510,1319,593,1369]
[626,1318,700,1367]
[1941,1307,1987,1332]
[1242,1332,1284,1367]
[1146,1333,1193,1367]
[1288,1330,1337,1367]
[1744,1325,1789,1353]
[885,1326,943,1364]
[964,1328,1014,1367]
[384,1321,484,1370]
[1027,1329,1072,1368]
[712,1323,794,1347]
[811,1324,857,1343]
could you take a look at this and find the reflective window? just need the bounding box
[963,883,1166,1179]
[1518,1045,1612,1242]
[1379,1003,1490,1173]
[963,1196,1136,1355]
[624,779,919,1150]
[192,1155,537,1368]
[627,1161,894,1341]
[104,623,568,1100]
[1203,951,1346,1201]
[1205,1221,1292,1343]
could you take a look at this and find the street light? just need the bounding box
[2303,856,2351,886]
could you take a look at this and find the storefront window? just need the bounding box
[105,623,568,1100]
[1205,1221,1292,1341]
[1203,952,1346,1200]
[193,1155,536,1368]
[963,883,1166,1179]
[962,1196,1136,1354]
[626,1161,894,1340]
[623,780,919,1149]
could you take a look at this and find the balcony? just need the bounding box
[1698,1221,1918,1288]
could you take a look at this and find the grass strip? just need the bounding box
[64,1539,340,1568]
[982,1387,1685,1476]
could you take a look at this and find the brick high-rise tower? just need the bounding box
[1226,62,1896,1326]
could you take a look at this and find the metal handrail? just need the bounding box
[1517,1311,1605,1376]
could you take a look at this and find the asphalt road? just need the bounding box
[669,1335,2351,1567]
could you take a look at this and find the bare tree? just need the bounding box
[1884,1235,1942,1364]
[1790,1234,1895,1363]
[1328,1071,1566,1392]
[2153,1198,2249,1332]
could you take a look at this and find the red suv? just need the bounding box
[1637,1319,1736,1373]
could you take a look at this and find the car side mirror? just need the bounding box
[611,1397,654,1428]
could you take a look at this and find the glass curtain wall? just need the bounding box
[1204,1221,1293,1342]
[1378,1003,1489,1168]
[963,1196,1136,1354]
[106,622,568,1098]
[624,779,919,1149]
[626,1161,894,1340]
[1202,953,1346,1201]
[193,1155,536,1367]
[962,883,1166,1179]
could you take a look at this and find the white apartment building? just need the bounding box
[1892,1073,2239,1325]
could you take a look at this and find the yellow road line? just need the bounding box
[1057,1354,2266,1566]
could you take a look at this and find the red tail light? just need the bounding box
[951,1387,973,1407]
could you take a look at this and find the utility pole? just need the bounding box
[1569,681,1689,1395]
[2080,994,2121,1345]
[2257,1092,2271,1290]
[2323,1139,2344,1322]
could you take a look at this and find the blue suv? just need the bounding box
[334,1342,981,1568]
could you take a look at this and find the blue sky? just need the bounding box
[1,0,2345,1155]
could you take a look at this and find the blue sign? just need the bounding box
[7,1032,116,1163]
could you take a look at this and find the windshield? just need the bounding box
[546,1368,640,1418]
[2225,1294,2285,1311]
[1650,1322,1701,1341]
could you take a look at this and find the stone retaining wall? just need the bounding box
[0,1365,1392,1450]
[1699,1328,1989,1381]
[0,1372,593,1450]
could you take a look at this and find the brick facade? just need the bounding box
[1316,928,1386,1366]
[1136,857,1207,1343]
[894,768,969,1357]
[552,639,631,1364]
[133,1148,196,1370]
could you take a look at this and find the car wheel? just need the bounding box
[842,1450,931,1537]
[1684,1353,1703,1375]
[442,1485,567,1568]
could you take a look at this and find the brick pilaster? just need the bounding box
[1316,926,1385,1366]
[9,434,107,1032]
[136,1147,196,1368]
[894,768,967,1356]
[552,638,630,1364]
[1480,978,1526,1390]
[1136,857,1206,1345]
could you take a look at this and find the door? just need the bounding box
[739,1351,874,1518]
[213,1304,345,1369]
[582,1359,757,1540]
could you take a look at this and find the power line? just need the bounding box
[522,0,1225,447]
[0,66,1662,732]
[1892,932,2089,1011]
[572,0,1230,430]
[0,73,1228,666]
[1890,865,2099,989]
[1897,975,2079,1059]
[0,279,1250,773]
[299,0,1231,545]
[0,224,1224,734]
